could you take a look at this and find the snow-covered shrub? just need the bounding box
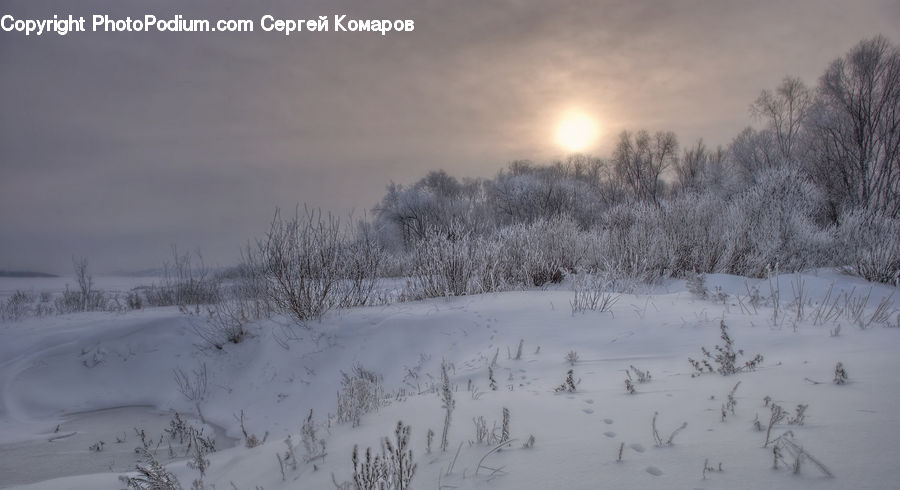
[787,404,808,425]
[349,421,417,490]
[494,217,589,287]
[720,168,833,277]
[591,202,670,284]
[554,369,576,393]
[145,247,220,309]
[1,290,34,321]
[260,208,344,325]
[335,221,386,308]
[689,320,763,376]
[628,365,651,383]
[54,285,109,314]
[407,222,502,298]
[383,421,416,490]
[226,247,276,321]
[337,365,385,427]
[833,362,848,384]
[126,291,143,310]
[836,209,900,285]
[120,448,182,490]
[194,300,247,349]
[570,271,620,314]
[658,192,729,275]
[351,445,384,490]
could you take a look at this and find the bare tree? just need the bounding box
[613,130,678,203]
[72,256,93,312]
[808,35,900,217]
[751,76,813,163]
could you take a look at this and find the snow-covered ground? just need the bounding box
[1,271,898,489]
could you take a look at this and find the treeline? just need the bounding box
[368,35,900,287]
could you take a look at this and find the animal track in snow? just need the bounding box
[603,431,616,438]
[604,418,614,424]
[582,408,594,414]
[630,443,645,453]
[645,466,663,476]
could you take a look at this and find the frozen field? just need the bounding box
[0,271,898,489]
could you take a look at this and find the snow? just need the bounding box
[1,272,898,489]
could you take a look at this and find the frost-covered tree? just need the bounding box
[808,36,900,218]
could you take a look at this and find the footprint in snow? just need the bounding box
[604,418,614,424]
[584,399,594,404]
[582,408,594,414]
[603,431,616,438]
[630,443,645,453]
[645,466,663,476]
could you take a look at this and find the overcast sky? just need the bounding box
[1,0,898,274]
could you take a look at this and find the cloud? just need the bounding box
[1,0,897,272]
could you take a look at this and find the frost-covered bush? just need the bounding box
[495,217,589,287]
[195,301,247,349]
[120,448,182,490]
[658,192,729,275]
[226,248,276,320]
[260,208,341,323]
[335,221,386,307]
[406,222,502,298]
[259,208,382,326]
[349,421,417,490]
[721,167,833,277]
[144,247,220,309]
[836,209,900,285]
[591,202,670,283]
[689,320,763,376]
[1,290,35,321]
[554,369,577,393]
[569,271,620,314]
[337,365,385,427]
[54,286,109,314]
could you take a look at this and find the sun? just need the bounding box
[556,113,598,152]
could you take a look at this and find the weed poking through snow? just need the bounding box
[555,369,577,393]
[688,320,763,376]
[652,412,687,447]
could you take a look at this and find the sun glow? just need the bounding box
[556,113,598,152]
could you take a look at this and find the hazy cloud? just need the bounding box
[1,0,897,272]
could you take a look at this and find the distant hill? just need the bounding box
[0,270,59,278]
